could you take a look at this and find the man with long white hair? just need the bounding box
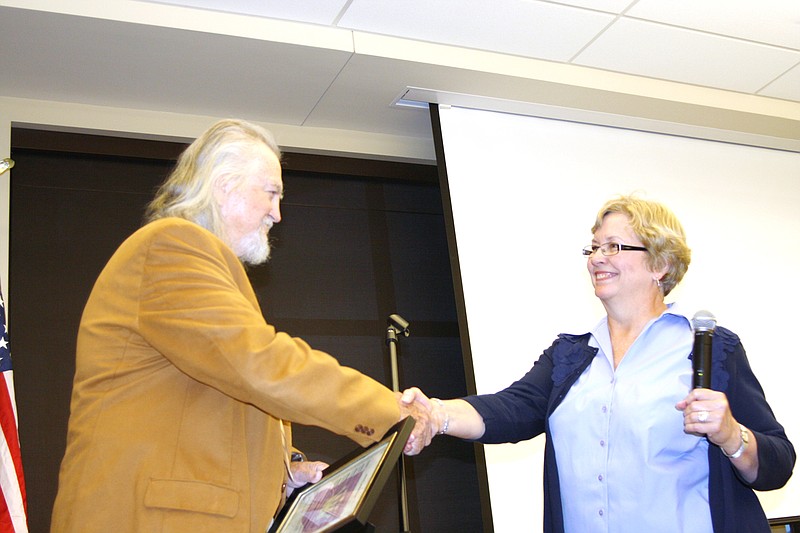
[51,119,434,533]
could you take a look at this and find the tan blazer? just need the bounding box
[51,218,399,532]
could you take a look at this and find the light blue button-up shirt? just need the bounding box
[550,304,713,532]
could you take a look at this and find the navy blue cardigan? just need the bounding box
[465,327,795,532]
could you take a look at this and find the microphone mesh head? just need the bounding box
[691,310,717,332]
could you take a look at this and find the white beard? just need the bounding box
[236,224,272,265]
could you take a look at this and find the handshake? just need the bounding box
[395,387,484,456]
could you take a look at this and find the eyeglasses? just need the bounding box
[582,242,648,256]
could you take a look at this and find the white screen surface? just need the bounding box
[436,105,800,532]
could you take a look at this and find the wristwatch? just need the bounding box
[290,451,306,462]
[722,424,749,459]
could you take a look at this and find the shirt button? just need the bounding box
[600,440,605,447]
[601,405,608,413]
[599,509,604,517]
[598,474,603,482]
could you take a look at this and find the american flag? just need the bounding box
[0,291,27,532]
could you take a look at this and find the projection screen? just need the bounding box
[434,104,799,532]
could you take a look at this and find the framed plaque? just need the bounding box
[269,417,415,533]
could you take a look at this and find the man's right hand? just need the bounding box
[397,390,436,456]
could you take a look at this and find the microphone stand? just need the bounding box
[385,314,410,533]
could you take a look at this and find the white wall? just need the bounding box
[437,105,800,532]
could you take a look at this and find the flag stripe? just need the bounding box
[0,436,25,532]
[0,291,28,533]
[0,489,11,531]
[0,377,25,508]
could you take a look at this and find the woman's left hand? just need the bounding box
[675,388,739,449]
[676,388,758,482]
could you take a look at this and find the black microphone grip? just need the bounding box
[692,330,713,389]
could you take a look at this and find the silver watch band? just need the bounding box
[721,425,748,459]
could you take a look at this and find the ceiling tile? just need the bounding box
[759,63,800,102]
[552,0,637,14]
[304,54,454,136]
[0,8,351,125]
[628,0,800,50]
[338,0,615,62]
[574,18,800,94]
[144,0,352,25]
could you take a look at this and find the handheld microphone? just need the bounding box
[691,310,716,389]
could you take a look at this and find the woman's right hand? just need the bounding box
[401,388,486,440]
